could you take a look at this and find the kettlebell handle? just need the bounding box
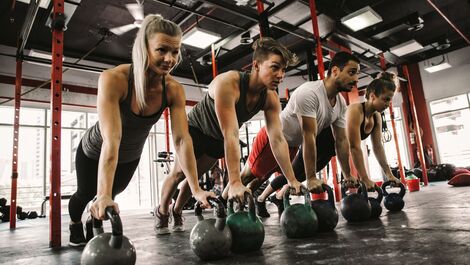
[382,181,406,198]
[320,184,335,208]
[91,207,123,249]
[195,197,226,219]
[358,184,383,202]
[283,185,310,208]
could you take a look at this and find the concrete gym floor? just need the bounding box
[1,181,469,265]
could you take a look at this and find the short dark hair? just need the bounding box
[327,51,360,76]
[366,72,397,99]
[252,37,298,67]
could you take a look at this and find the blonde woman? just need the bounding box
[67,14,214,246]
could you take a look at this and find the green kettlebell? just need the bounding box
[226,192,265,253]
[190,198,232,261]
[280,186,318,238]
[81,207,136,265]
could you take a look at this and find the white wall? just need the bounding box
[419,46,470,101]
[418,46,470,163]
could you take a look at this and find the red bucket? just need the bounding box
[406,178,420,192]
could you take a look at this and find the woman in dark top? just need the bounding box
[346,72,401,190]
[68,14,214,246]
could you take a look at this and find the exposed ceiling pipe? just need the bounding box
[426,0,470,45]
[150,0,245,30]
[197,0,315,43]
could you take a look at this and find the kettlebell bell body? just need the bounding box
[280,186,318,238]
[382,181,406,212]
[190,198,232,260]
[226,192,265,253]
[340,181,371,222]
[81,207,136,265]
[310,184,338,232]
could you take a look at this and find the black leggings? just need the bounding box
[68,142,140,222]
[270,127,336,190]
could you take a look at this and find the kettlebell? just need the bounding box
[81,207,136,265]
[310,184,338,232]
[190,198,232,261]
[358,184,383,219]
[340,181,371,222]
[226,192,265,253]
[382,181,406,212]
[280,186,318,238]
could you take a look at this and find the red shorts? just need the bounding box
[248,127,299,181]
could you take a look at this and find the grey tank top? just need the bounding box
[81,66,168,163]
[187,71,267,140]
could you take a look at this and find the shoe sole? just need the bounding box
[68,241,86,247]
[172,226,185,232]
[155,227,171,235]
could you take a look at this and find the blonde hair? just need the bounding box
[132,14,182,111]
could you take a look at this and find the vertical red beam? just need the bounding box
[308,0,325,79]
[402,65,429,185]
[49,0,64,248]
[9,59,22,229]
[256,0,264,38]
[164,109,170,152]
[211,44,217,78]
[379,54,406,184]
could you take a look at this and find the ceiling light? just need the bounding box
[341,6,383,32]
[182,27,221,49]
[424,62,451,73]
[389,39,423,57]
[17,0,51,9]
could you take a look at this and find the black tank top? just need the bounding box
[360,102,378,140]
[82,65,168,162]
[187,71,267,140]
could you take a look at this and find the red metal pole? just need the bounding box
[49,0,65,248]
[308,0,325,79]
[256,0,264,38]
[9,59,22,229]
[211,43,217,78]
[402,65,429,185]
[379,54,406,184]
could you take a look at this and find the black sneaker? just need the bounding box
[69,222,86,247]
[255,198,270,218]
[171,205,185,232]
[268,195,285,217]
[154,206,170,235]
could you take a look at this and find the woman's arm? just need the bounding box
[166,79,215,207]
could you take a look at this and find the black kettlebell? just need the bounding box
[340,181,371,222]
[190,198,232,261]
[310,184,338,232]
[280,186,318,238]
[81,207,136,265]
[382,181,406,212]
[226,192,265,253]
[358,185,383,219]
